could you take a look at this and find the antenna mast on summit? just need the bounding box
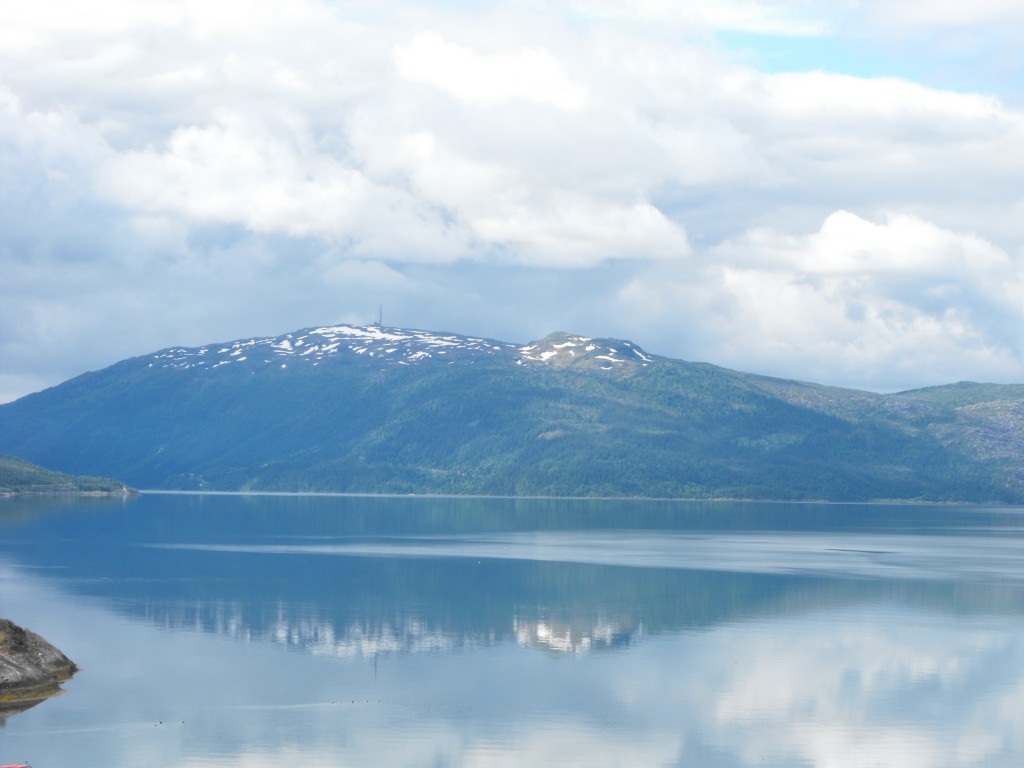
[378,305,383,328]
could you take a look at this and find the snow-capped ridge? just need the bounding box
[149,324,518,371]
[516,332,653,370]
[147,324,654,372]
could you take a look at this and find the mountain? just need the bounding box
[0,323,1021,501]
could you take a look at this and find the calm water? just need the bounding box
[2,494,1024,767]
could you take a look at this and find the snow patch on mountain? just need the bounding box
[150,325,520,370]
[147,325,654,372]
[517,333,653,369]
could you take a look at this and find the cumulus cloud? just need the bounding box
[94,111,479,262]
[2,0,1024,399]
[619,211,1024,390]
[394,32,587,110]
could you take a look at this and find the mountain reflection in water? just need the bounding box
[2,493,1024,767]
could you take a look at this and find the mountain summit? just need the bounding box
[150,324,519,370]
[1,323,1022,501]
[147,324,654,372]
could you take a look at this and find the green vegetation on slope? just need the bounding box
[0,455,132,495]
[0,332,1021,501]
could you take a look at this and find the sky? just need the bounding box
[2,0,1023,402]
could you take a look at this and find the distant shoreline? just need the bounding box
[136,489,1009,506]
[0,455,136,498]
[1,489,135,498]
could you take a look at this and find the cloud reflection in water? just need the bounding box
[3,496,1024,766]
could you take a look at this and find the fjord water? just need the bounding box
[2,495,1024,767]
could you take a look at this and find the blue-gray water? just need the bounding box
[2,494,1024,767]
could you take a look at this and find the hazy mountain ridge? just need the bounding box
[741,374,1024,488]
[1,323,1021,501]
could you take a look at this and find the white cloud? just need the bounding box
[475,194,689,267]
[567,0,831,36]
[746,210,1011,276]
[2,0,1024,398]
[100,113,373,238]
[743,70,1005,128]
[619,211,1024,390]
[394,32,587,110]
[863,0,1024,27]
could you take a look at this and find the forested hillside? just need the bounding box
[0,324,1021,501]
[0,455,131,495]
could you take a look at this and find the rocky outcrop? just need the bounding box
[0,619,78,717]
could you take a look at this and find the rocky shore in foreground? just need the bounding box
[0,619,78,717]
